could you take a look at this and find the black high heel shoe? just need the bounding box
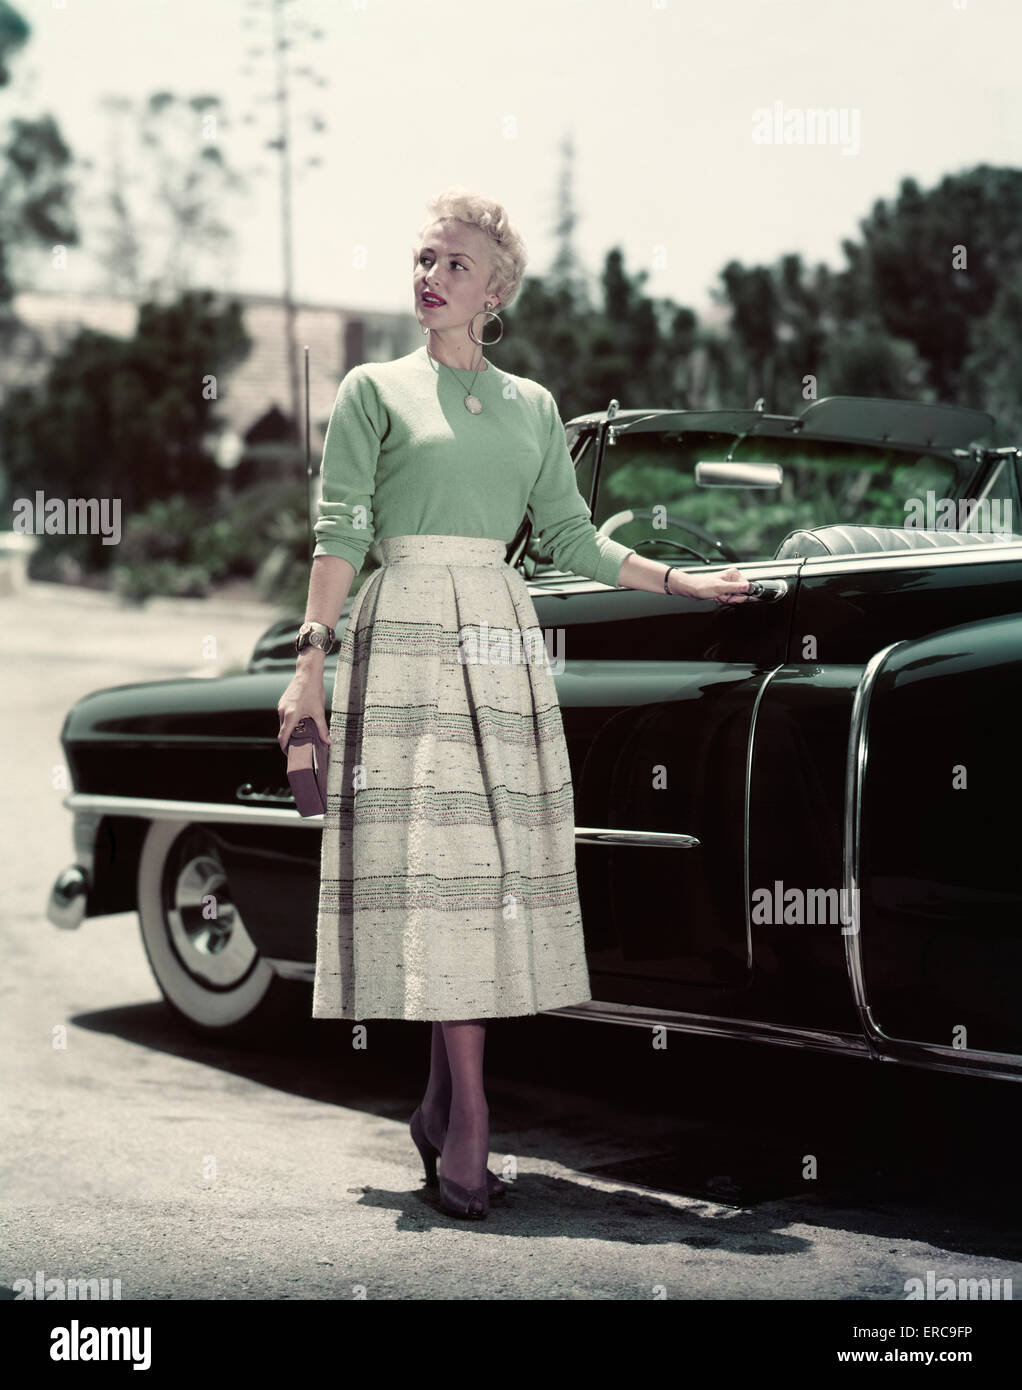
[409,1106,440,1187]
[409,1106,508,1201]
[437,1157,489,1220]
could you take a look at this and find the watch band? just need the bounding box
[296,621,336,655]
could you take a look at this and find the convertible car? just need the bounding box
[46,393,1022,1083]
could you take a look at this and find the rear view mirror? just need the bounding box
[695,461,784,488]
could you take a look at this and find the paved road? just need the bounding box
[2,580,1019,1301]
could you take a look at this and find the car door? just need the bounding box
[539,571,798,1011]
[531,414,801,1007]
[790,542,1022,1064]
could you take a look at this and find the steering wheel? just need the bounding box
[597,508,742,565]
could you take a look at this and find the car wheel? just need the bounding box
[137,820,303,1042]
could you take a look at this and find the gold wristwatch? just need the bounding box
[295,621,336,655]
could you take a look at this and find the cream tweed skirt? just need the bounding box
[312,534,593,1021]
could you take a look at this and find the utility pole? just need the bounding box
[242,0,328,447]
[270,0,300,443]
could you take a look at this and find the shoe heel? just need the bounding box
[412,1106,508,1200]
[409,1106,439,1188]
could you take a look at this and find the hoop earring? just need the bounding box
[468,306,504,346]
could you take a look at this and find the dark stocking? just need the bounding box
[437,1019,489,1189]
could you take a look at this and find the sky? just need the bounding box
[10,0,1022,318]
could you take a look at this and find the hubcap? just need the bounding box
[165,848,258,989]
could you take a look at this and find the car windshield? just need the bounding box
[575,430,960,564]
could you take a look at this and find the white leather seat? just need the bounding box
[773,523,1022,560]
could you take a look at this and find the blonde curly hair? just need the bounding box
[413,186,528,312]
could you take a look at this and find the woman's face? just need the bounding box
[414,220,499,333]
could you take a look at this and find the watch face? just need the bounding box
[297,623,333,652]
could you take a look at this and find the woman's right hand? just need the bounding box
[277,669,333,754]
[681,566,755,605]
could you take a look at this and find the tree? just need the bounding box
[0,113,78,308]
[850,167,1022,398]
[547,129,592,316]
[1,290,251,573]
[84,91,243,302]
[713,261,778,404]
[238,0,330,444]
[960,269,1022,443]
[0,0,28,89]
[0,6,81,394]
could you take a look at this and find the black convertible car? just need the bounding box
[47,393,1022,1083]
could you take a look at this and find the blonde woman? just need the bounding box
[277,188,752,1219]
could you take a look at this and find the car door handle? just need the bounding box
[744,579,788,603]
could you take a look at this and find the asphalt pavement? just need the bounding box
[2,578,1019,1301]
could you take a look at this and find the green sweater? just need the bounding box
[312,345,635,588]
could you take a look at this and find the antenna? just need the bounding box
[304,345,313,564]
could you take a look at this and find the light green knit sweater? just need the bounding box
[312,345,635,588]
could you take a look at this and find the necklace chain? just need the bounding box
[425,342,486,414]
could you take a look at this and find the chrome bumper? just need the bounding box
[46,864,91,930]
[45,807,102,930]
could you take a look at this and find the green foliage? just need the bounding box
[0,4,30,89]
[0,289,252,578]
[497,256,690,421]
[104,478,332,605]
[109,494,228,603]
[594,436,957,562]
[0,116,78,303]
[860,168,1022,404]
[3,97,1020,601]
[496,165,1022,444]
[112,558,213,605]
[960,267,1022,442]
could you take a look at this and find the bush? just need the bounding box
[111,558,215,604]
[68,477,382,608]
[105,494,227,602]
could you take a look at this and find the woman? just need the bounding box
[277,188,752,1220]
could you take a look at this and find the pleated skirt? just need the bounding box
[312,534,593,1021]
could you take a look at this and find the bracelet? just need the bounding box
[663,565,681,594]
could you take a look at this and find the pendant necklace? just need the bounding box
[426,343,486,414]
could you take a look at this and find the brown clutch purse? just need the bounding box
[286,718,330,816]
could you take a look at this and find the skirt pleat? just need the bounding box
[312,533,593,1021]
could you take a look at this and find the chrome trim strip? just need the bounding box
[843,640,904,1056]
[264,959,316,981]
[574,827,700,849]
[59,794,699,849]
[260,968,868,1056]
[60,792,314,828]
[862,1038,1022,1082]
[842,644,1022,1072]
[744,665,786,973]
[526,561,795,595]
[805,540,1022,577]
[263,964,1020,1079]
[551,1000,869,1057]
